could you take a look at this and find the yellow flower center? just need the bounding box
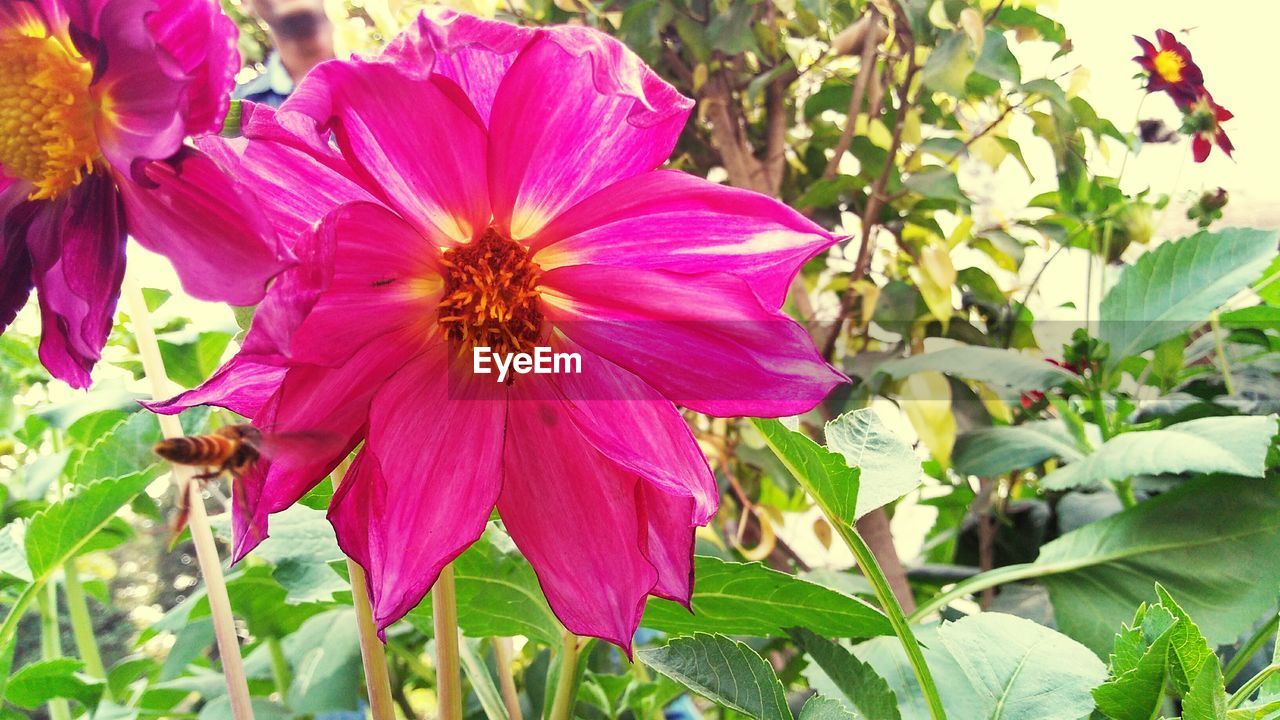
[0,33,99,200]
[436,229,545,359]
[1153,50,1185,83]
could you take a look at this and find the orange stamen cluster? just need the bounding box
[436,228,545,357]
[0,33,99,200]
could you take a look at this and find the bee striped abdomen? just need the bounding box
[154,434,239,467]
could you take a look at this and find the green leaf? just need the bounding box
[1040,415,1275,490]
[876,346,1076,392]
[69,412,161,486]
[1220,305,1280,330]
[283,610,362,713]
[1036,475,1280,654]
[638,633,791,720]
[644,557,892,639]
[25,470,158,580]
[750,418,859,523]
[904,167,968,205]
[1153,585,1216,695]
[798,695,856,720]
[973,32,1020,84]
[823,409,924,518]
[706,2,759,54]
[953,421,1086,477]
[789,628,900,720]
[5,658,105,709]
[1182,661,1229,720]
[1100,228,1278,364]
[922,32,974,97]
[937,614,1105,719]
[1093,608,1178,720]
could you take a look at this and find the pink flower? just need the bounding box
[1132,29,1204,104]
[0,0,290,387]
[150,12,844,650]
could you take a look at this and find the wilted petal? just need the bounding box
[532,170,836,308]
[542,265,844,417]
[142,355,285,418]
[116,148,289,306]
[285,61,490,243]
[499,377,656,652]
[18,172,125,388]
[145,0,239,134]
[487,28,692,239]
[289,202,442,366]
[549,336,717,523]
[339,347,505,630]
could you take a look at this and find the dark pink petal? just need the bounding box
[231,331,418,557]
[499,377,656,652]
[16,173,125,388]
[284,61,490,243]
[238,216,334,363]
[290,202,442,366]
[379,9,535,124]
[145,0,239,134]
[116,148,290,306]
[639,483,697,605]
[548,336,717,524]
[339,347,506,630]
[487,28,692,238]
[90,0,187,170]
[0,208,34,335]
[532,170,836,308]
[142,355,285,418]
[1193,134,1211,163]
[542,265,845,417]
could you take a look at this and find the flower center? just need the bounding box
[0,33,99,200]
[436,228,545,358]
[1153,50,1185,83]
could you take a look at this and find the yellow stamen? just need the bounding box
[436,229,545,365]
[0,32,99,200]
[1153,49,1185,84]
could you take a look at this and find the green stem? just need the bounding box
[833,520,947,720]
[548,631,582,720]
[1229,664,1280,709]
[434,564,464,720]
[63,558,111,697]
[266,637,291,702]
[1225,612,1280,685]
[909,562,1043,623]
[38,580,72,720]
[1211,311,1236,396]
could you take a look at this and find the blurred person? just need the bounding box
[236,0,335,106]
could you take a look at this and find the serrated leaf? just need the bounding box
[789,628,900,720]
[824,409,923,518]
[750,419,860,523]
[1092,615,1177,720]
[644,557,891,639]
[1182,660,1229,720]
[1154,585,1217,696]
[876,346,1076,392]
[1100,228,1278,364]
[1040,415,1275,490]
[639,634,791,720]
[5,658,104,709]
[25,470,157,580]
[1036,475,1280,654]
[799,695,856,720]
[953,421,1086,477]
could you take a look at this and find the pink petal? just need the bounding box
[288,202,442,366]
[548,336,718,523]
[231,331,417,558]
[542,265,845,417]
[499,376,656,652]
[238,216,334,364]
[142,355,285,418]
[284,61,490,243]
[532,170,836,308]
[116,148,290,306]
[487,28,692,239]
[195,103,375,249]
[144,0,239,135]
[0,208,34,335]
[18,173,125,388]
[379,9,535,125]
[337,347,506,630]
[90,0,187,170]
[639,483,697,605]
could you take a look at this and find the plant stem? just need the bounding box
[548,630,582,720]
[1224,611,1280,685]
[122,276,253,719]
[1229,663,1280,709]
[63,558,110,695]
[38,580,72,720]
[1211,311,1236,396]
[494,637,523,720]
[330,468,396,720]
[434,563,464,720]
[832,519,947,720]
[266,636,291,702]
[910,562,1044,622]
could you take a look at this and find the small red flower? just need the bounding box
[1133,29,1204,104]
[1181,92,1234,163]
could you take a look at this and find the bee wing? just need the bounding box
[255,430,346,467]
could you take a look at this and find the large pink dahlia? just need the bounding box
[150,11,844,649]
[0,0,289,387]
